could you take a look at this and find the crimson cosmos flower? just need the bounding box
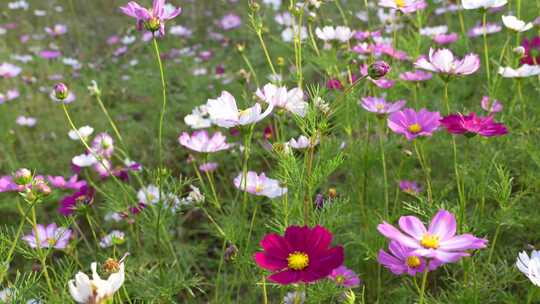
[254,225,344,284]
[440,113,508,137]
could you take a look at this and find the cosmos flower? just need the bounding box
[206,91,274,128]
[255,83,307,117]
[328,265,361,288]
[44,24,67,36]
[283,291,305,304]
[440,113,508,137]
[120,0,182,36]
[520,37,540,65]
[47,175,86,190]
[59,185,95,216]
[50,83,76,104]
[516,250,540,287]
[378,209,488,263]
[415,48,480,76]
[0,89,20,104]
[498,65,540,78]
[68,126,94,141]
[184,105,212,129]
[178,130,230,153]
[481,96,503,113]
[433,33,459,45]
[461,0,507,10]
[72,154,98,167]
[39,50,62,59]
[137,185,160,205]
[22,223,72,249]
[399,70,433,82]
[0,62,22,78]
[287,135,318,149]
[16,116,37,127]
[468,23,502,38]
[91,133,114,158]
[399,180,422,195]
[378,0,427,14]
[315,26,355,43]
[233,171,287,198]
[378,241,441,276]
[387,108,441,141]
[218,13,242,31]
[254,225,344,284]
[502,15,533,32]
[69,261,125,304]
[360,96,406,115]
[359,64,395,89]
[99,230,126,248]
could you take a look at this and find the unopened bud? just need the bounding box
[14,168,32,185]
[53,83,69,101]
[276,57,285,67]
[368,61,390,79]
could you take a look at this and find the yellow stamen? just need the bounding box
[395,0,406,8]
[255,184,263,193]
[287,251,309,270]
[420,234,440,249]
[335,275,345,284]
[406,256,421,268]
[375,103,385,110]
[408,123,422,134]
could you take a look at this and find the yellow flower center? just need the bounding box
[420,234,440,249]
[238,109,249,118]
[145,17,161,32]
[47,238,57,246]
[406,256,421,268]
[255,184,263,193]
[375,103,385,110]
[395,0,406,7]
[287,251,309,270]
[408,123,422,134]
[335,275,345,284]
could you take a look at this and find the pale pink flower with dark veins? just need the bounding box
[22,223,72,249]
[178,130,230,153]
[414,48,480,76]
[233,171,287,198]
[120,0,182,36]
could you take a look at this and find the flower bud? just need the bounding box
[276,57,285,67]
[368,61,390,79]
[236,43,245,53]
[224,244,238,262]
[14,168,32,185]
[53,83,69,101]
[249,1,260,12]
[328,188,337,199]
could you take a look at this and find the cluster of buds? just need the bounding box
[13,168,51,202]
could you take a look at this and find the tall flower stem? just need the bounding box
[202,155,220,209]
[517,79,525,120]
[482,9,491,86]
[0,201,32,284]
[378,119,390,218]
[94,93,125,149]
[152,37,167,173]
[241,125,255,212]
[293,2,306,88]
[413,141,432,204]
[307,22,321,56]
[254,24,277,78]
[418,261,430,304]
[30,205,54,293]
[303,137,316,225]
[457,0,469,49]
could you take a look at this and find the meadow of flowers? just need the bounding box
[1,0,540,303]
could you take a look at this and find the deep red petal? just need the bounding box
[254,252,287,271]
[268,270,302,285]
[260,233,290,259]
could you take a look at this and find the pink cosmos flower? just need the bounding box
[326,79,343,90]
[47,175,87,190]
[59,185,95,216]
[39,50,62,59]
[0,89,20,104]
[15,116,36,127]
[399,180,422,195]
[414,48,480,76]
[378,209,488,263]
[233,171,287,198]
[468,23,502,38]
[433,33,459,45]
[0,62,22,78]
[256,83,307,117]
[120,0,182,36]
[254,225,344,284]
[378,0,427,14]
[218,13,242,31]
[440,113,508,137]
[178,130,230,153]
[378,241,441,276]
[360,96,406,115]
[92,132,115,158]
[481,96,503,113]
[206,91,274,128]
[22,223,72,249]
[387,108,441,141]
[199,162,218,172]
[399,70,433,82]
[328,266,361,288]
[0,176,21,193]
[44,24,67,36]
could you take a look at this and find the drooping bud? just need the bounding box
[368,61,390,79]
[224,244,238,262]
[53,83,69,101]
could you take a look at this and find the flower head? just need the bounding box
[22,223,72,249]
[517,250,540,287]
[69,126,94,141]
[218,13,242,31]
[328,265,361,288]
[120,0,182,36]
[440,113,508,137]
[378,209,488,264]
[0,62,21,78]
[520,37,540,65]
[498,64,540,78]
[178,130,230,153]
[468,23,502,38]
[233,171,287,198]
[59,185,95,216]
[69,261,125,304]
[399,70,433,82]
[502,15,533,32]
[387,108,441,141]
[481,96,503,113]
[315,26,354,43]
[255,84,307,117]
[360,96,406,115]
[206,91,273,128]
[462,0,507,10]
[378,0,427,13]
[99,230,126,248]
[378,241,441,276]
[415,48,480,76]
[399,180,422,195]
[254,225,344,284]
[92,133,115,158]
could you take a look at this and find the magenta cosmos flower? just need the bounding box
[378,209,488,263]
[415,48,480,76]
[233,171,287,198]
[378,0,427,13]
[378,241,441,276]
[361,96,406,115]
[178,130,230,153]
[440,113,508,137]
[120,0,182,36]
[328,265,361,288]
[254,225,344,284]
[22,223,72,249]
[521,36,540,65]
[387,108,441,141]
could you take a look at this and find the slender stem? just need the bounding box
[517,79,525,120]
[255,29,277,77]
[307,23,320,56]
[304,139,316,225]
[418,261,430,304]
[294,4,305,88]
[413,141,432,204]
[457,0,469,49]
[94,93,125,148]
[240,52,259,87]
[152,37,167,172]
[378,119,389,218]
[261,275,268,304]
[31,206,54,293]
[0,201,32,284]
[241,126,255,212]
[487,224,501,264]
[482,10,491,85]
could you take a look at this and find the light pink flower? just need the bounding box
[0,62,21,78]
[22,223,72,249]
[481,96,503,113]
[233,171,287,198]
[178,130,230,153]
[206,91,274,128]
[415,48,480,76]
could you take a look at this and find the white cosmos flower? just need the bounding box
[206,91,273,128]
[498,65,540,78]
[72,154,98,167]
[68,126,94,141]
[68,262,125,304]
[502,15,533,32]
[315,26,354,42]
[419,25,448,36]
[137,185,160,205]
[517,250,540,286]
[287,135,319,149]
[462,0,507,9]
[255,83,307,117]
[99,230,125,248]
[184,105,212,129]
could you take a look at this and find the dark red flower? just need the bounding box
[521,36,540,65]
[254,225,344,285]
[440,113,508,137]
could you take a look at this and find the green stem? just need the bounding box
[255,29,277,77]
[413,141,433,204]
[241,126,255,212]
[31,206,54,293]
[487,224,501,264]
[418,261,430,304]
[378,119,389,218]
[152,37,167,172]
[94,93,125,149]
[0,201,32,284]
[482,10,491,85]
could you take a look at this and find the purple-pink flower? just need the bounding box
[59,185,95,216]
[233,171,287,198]
[399,70,433,82]
[361,96,406,115]
[415,48,480,76]
[218,13,242,31]
[120,0,182,36]
[481,96,503,113]
[378,0,427,14]
[254,225,344,285]
[387,108,441,141]
[433,33,459,45]
[22,223,72,249]
[440,113,508,137]
[378,209,488,263]
[328,265,361,288]
[178,130,230,153]
[378,241,441,276]
[399,180,422,195]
